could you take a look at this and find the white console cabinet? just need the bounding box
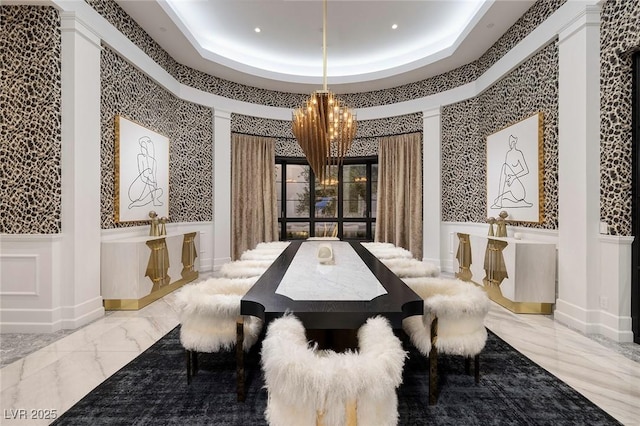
[453,233,556,313]
[101,232,199,310]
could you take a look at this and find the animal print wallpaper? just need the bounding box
[83,0,565,109]
[599,0,640,236]
[230,113,424,157]
[100,47,213,229]
[441,97,483,223]
[0,6,62,234]
[442,41,559,229]
[83,0,568,228]
[4,1,638,235]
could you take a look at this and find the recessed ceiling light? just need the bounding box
[391,24,398,30]
[254,27,261,33]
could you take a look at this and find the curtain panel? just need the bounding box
[231,134,278,260]
[375,132,423,259]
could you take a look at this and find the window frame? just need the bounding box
[276,156,378,241]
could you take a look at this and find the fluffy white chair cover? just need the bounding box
[381,258,440,278]
[240,250,282,261]
[261,315,406,426]
[363,244,414,260]
[402,277,489,357]
[256,241,291,251]
[241,242,289,261]
[361,242,395,250]
[220,259,271,278]
[193,276,259,296]
[175,283,262,353]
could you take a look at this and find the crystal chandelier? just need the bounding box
[292,0,357,184]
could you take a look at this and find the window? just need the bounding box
[276,157,378,241]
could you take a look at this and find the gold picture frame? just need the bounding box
[486,112,543,223]
[115,115,169,222]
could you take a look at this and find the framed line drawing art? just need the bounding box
[486,112,543,223]
[115,115,169,222]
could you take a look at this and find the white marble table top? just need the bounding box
[275,241,388,301]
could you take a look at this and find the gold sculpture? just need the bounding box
[159,216,167,236]
[496,210,508,237]
[149,210,160,236]
[487,217,496,236]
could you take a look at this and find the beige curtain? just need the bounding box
[231,134,278,260]
[375,132,423,259]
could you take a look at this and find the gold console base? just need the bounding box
[480,281,553,314]
[104,272,198,311]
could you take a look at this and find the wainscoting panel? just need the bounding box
[0,254,39,297]
[0,235,60,332]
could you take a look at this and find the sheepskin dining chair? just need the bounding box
[380,257,440,279]
[402,277,490,404]
[192,276,259,296]
[361,242,440,279]
[240,250,282,261]
[175,278,263,401]
[261,315,407,426]
[360,242,395,250]
[360,242,413,260]
[255,241,291,250]
[219,259,272,278]
[240,242,290,261]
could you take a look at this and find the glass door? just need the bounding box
[276,157,378,241]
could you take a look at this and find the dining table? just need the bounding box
[236,239,423,401]
[241,239,423,333]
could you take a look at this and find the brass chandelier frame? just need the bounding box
[292,0,357,184]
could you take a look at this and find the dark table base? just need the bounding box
[306,329,359,352]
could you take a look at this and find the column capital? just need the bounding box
[558,3,601,44]
[213,109,231,120]
[59,11,101,49]
[423,107,442,119]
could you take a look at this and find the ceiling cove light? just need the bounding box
[161,0,490,83]
[292,0,356,184]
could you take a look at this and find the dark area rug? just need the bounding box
[52,326,621,425]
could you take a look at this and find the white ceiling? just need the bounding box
[115,0,536,94]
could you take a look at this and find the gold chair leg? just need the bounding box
[345,399,357,426]
[236,317,245,402]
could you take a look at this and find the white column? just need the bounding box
[59,12,104,328]
[555,5,601,333]
[598,235,634,342]
[423,108,442,267]
[213,109,232,268]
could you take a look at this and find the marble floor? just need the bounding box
[1,291,640,425]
